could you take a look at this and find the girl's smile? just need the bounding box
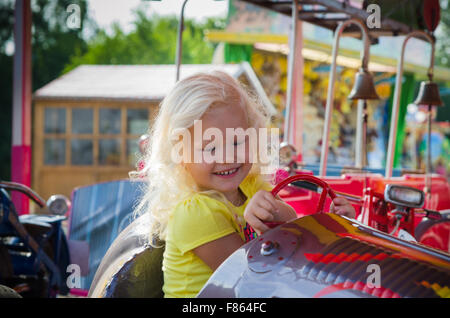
[212,165,241,177]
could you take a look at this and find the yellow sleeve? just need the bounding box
[241,174,273,197]
[169,194,237,254]
[256,177,274,193]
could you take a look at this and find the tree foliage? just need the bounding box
[64,12,225,73]
[0,0,94,180]
[436,0,450,68]
[0,1,224,181]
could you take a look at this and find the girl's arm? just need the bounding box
[193,233,244,270]
[244,190,356,235]
[192,193,297,271]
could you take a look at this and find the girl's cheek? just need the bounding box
[187,148,207,164]
[184,162,214,185]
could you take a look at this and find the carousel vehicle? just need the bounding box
[0,181,72,297]
[89,173,450,298]
[198,174,450,298]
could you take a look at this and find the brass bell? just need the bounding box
[413,81,443,106]
[348,68,379,100]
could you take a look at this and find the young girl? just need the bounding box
[134,71,355,298]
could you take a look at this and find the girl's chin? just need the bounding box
[206,164,251,192]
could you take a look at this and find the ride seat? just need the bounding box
[88,214,165,298]
[19,215,53,238]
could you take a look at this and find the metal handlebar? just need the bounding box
[0,181,46,208]
[272,174,337,214]
[319,18,372,177]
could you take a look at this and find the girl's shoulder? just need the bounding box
[169,174,273,220]
[168,193,236,243]
[172,192,227,217]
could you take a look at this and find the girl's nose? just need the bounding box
[224,143,237,163]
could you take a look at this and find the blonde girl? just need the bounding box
[133,71,354,298]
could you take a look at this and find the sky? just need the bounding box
[3,0,229,55]
[88,0,229,35]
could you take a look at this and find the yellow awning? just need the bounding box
[205,30,450,81]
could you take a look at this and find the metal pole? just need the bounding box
[283,0,299,145]
[425,104,432,195]
[362,100,368,167]
[175,0,189,82]
[384,31,434,178]
[11,0,32,214]
[319,19,370,176]
[355,99,364,168]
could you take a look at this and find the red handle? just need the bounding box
[248,174,337,238]
[271,174,336,214]
[271,174,336,198]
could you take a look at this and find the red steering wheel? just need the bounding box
[272,174,337,213]
[263,173,337,229]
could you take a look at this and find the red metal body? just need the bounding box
[275,171,450,253]
[360,187,415,237]
[277,169,450,214]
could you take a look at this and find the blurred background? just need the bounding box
[0,0,449,202]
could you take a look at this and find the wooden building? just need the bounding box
[32,63,276,201]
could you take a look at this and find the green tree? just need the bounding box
[64,12,225,72]
[436,0,450,67]
[0,0,95,181]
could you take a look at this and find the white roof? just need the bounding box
[34,63,276,115]
[34,64,244,101]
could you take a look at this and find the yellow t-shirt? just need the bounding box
[162,174,272,298]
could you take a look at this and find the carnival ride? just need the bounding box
[0,182,72,297]
[244,0,450,252]
[197,174,450,298]
[4,0,449,298]
[88,173,450,298]
[90,0,450,297]
[86,0,450,298]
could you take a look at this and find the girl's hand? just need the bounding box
[330,197,356,218]
[244,190,277,235]
[244,190,296,235]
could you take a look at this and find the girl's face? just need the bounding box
[183,103,253,196]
